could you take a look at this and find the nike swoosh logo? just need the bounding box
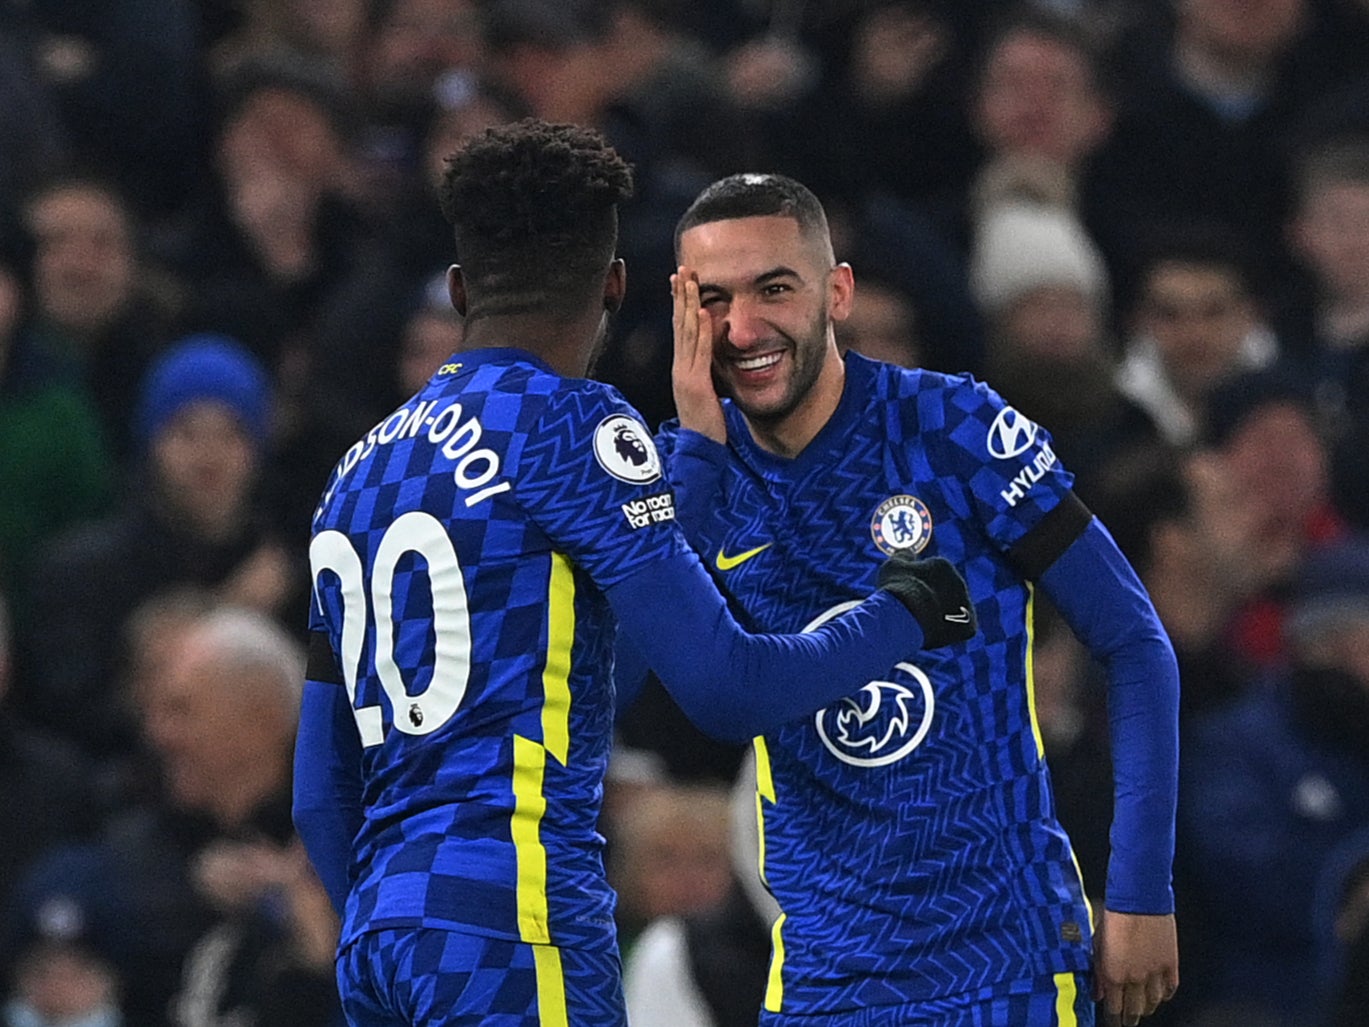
[715,542,773,571]
[944,607,972,624]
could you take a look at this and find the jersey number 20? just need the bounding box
[310,511,472,747]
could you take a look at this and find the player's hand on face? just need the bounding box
[671,266,727,443]
[1093,910,1179,1027]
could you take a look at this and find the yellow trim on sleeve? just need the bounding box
[1023,583,1046,760]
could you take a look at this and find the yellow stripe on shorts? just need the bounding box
[532,943,568,1027]
[1054,971,1080,1026]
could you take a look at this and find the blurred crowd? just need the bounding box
[0,0,1367,1025]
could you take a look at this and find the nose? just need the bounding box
[722,297,767,351]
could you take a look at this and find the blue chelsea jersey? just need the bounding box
[657,353,1092,1015]
[309,348,687,952]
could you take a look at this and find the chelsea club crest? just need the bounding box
[870,495,933,555]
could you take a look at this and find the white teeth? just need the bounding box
[736,352,782,371]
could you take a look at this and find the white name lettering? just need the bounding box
[316,399,512,519]
[998,443,1057,508]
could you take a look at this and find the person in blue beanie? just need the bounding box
[11,332,307,808]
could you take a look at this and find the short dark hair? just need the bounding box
[438,119,634,316]
[674,173,832,259]
[1133,222,1258,301]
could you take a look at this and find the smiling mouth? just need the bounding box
[733,352,783,372]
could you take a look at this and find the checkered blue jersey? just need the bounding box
[656,353,1094,1014]
[308,347,688,953]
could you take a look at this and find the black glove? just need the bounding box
[877,551,977,649]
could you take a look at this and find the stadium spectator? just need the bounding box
[608,782,733,956]
[622,754,777,1027]
[768,0,979,214]
[1287,135,1369,530]
[1089,448,1257,719]
[0,214,112,620]
[964,6,1119,274]
[1115,225,1280,448]
[0,845,133,1027]
[1090,0,1353,310]
[22,174,181,466]
[16,334,302,769]
[159,58,370,370]
[834,271,922,369]
[1179,535,1369,1024]
[104,605,339,1027]
[355,0,484,188]
[969,186,1159,502]
[207,0,371,82]
[1192,366,1349,669]
[6,0,208,222]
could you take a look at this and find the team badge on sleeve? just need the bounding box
[871,495,933,555]
[593,415,662,483]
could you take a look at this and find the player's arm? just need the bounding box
[607,547,975,742]
[292,631,364,916]
[1018,496,1181,1023]
[655,421,728,541]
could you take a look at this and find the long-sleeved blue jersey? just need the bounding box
[657,353,1178,1017]
[296,347,930,971]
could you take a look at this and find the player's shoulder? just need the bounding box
[846,354,1004,433]
[512,373,663,482]
[529,374,652,438]
[843,351,981,404]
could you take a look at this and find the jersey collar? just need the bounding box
[447,347,558,376]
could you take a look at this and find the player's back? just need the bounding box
[309,348,650,953]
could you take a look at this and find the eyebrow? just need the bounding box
[698,265,803,296]
[756,266,802,285]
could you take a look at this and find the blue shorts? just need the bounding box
[337,927,625,1027]
[760,972,1096,1027]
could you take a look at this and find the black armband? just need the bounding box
[306,630,344,685]
[1006,492,1092,580]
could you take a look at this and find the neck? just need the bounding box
[459,308,605,379]
[156,485,247,543]
[745,341,846,459]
